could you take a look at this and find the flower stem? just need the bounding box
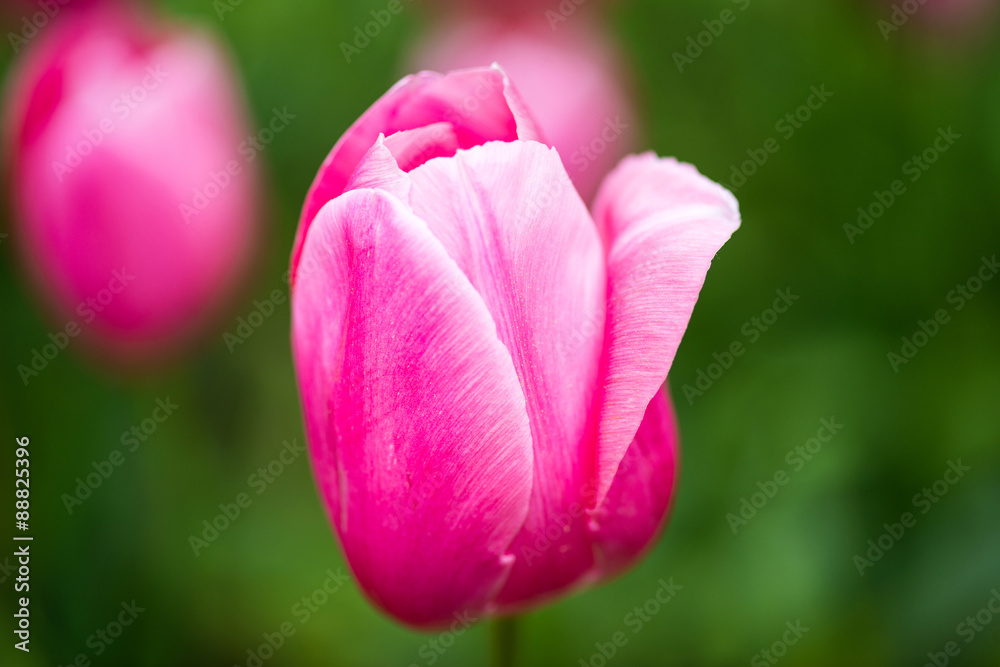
[490,616,518,667]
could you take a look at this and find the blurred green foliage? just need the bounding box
[2,0,999,665]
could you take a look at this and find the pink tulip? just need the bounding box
[5,3,259,363]
[877,0,997,33]
[923,0,997,28]
[407,15,636,203]
[291,66,739,628]
[421,0,607,18]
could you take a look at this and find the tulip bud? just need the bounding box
[4,3,259,364]
[408,15,637,203]
[292,66,739,628]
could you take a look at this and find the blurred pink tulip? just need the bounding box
[877,0,997,33]
[291,66,739,628]
[923,0,996,27]
[422,0,607,19]
[5,3,259,363]
[408,15,636,203]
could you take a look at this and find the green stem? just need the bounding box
[490,616,518,667]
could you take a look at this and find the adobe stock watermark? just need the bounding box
[51,65,169,182]
[568,116,629,175]
[224,244,329,353]
[922,588,1000,667]
[751,620,810,667]
[223,238,333,352]
[844,127,960,243]
[673,0,751,73]
[853,459,970,575]
[887,255,997,373]
[12,544,31,652]
[7,0,71,53]
[56,600,144,666]
[681,288,799,405]
[545,0,591,29]
[180,107,296,224]
[224,289,288,353]
[578,578,683,667]
[728,85,833,190]
[188,438,306,556]
[878,0,932,40]
[726,418,842,535]
[213,0,244,20]
[233,568,350,667]
[515,166,570,229]
[444,71,506,125]
[407,609,479,667]
[340,0,413,63]
[16,268,135,386]
[0,554,15,585]
[517,454,639,569]
[518,478,598,568]
[61,398,179,514]
[555,303,605,361]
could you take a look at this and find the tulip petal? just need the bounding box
[588,388,678,578]
[406,140,607,606]
[390,66,543,148]
[294,66,543,280]
[291,188,534,627]
[383,122,460,172]
[591,153,740,507]
[342,136,411,206]
[408,16,637,202]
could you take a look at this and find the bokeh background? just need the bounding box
[2,0,1000,665]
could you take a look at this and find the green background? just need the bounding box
[2,0,1000,665]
